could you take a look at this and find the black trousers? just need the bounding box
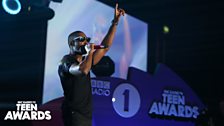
[61,102,92,126]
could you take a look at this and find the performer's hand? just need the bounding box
[89,43,95,54]
[114,3,125,23]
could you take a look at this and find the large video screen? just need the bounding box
[43,0,148,103]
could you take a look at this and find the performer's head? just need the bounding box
[68,31,91,55]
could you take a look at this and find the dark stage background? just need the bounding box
[0,0,224,125]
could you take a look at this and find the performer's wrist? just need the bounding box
[111,19,119,26]
[89,50,94,55]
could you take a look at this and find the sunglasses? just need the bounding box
[73,36,91,42]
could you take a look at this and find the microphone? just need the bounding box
[94,45,108,49]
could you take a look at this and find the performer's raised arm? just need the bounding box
[93,3,125,65]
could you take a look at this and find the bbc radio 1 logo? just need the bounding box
[91,79,111,96]
[4,101,51,120]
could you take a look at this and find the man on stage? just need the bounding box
[58,3,125,126]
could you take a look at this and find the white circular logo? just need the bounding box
[112,83,141,118]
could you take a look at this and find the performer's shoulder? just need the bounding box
[60,54,71,63]
[58,54,71,72]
